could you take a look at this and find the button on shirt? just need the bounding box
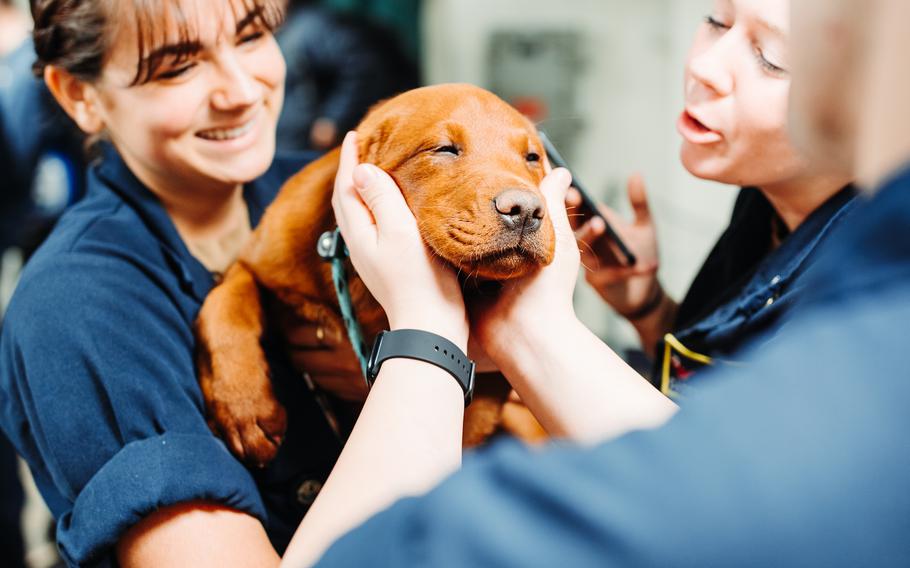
[315,167,910,567]
[0,145,342,566]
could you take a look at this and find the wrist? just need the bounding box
[484,312,590,400]
[618,284,666,322]
[484,308,580,369]
[374,357,466,400]
[368,329,475,405]
[630,292,678,356]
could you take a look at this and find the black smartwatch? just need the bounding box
[367,329,475,405]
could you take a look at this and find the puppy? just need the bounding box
[196,83,554,466]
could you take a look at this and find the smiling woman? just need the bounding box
[0,0,374,566]
[33,0,288,263]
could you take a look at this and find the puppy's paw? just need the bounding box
[198,349,288,467]
[208,395,288,468]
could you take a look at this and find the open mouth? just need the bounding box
[196,114,259,142]
[677,110,723,144]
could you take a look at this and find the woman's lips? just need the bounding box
[196,107,264,143]
[196,116,258,141]
[677,110,723,144]
[193,110,265,153]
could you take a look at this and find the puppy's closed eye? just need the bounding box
[434,144,461,156]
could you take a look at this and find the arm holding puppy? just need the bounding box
[282,132,467,567]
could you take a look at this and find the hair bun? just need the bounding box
[29,0,107,80]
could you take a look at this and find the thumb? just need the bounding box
[332,132,377,243]
[627,173,652,225]
[351,164,417,235]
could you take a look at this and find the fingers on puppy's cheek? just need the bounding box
[352,164,377,191]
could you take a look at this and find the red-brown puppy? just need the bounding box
[196,83,554,466]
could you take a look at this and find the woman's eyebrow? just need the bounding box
[133,39,204,83]
[141,40,204,67]
[236,6,265,34]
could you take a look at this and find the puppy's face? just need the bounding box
[357,84,555,280]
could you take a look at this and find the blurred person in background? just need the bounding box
[571,0,857,397]
[1,4,35,566]
[276,0,418,151]
[0,0,86,272]
[0,0,35,260]
[0,0,29,56]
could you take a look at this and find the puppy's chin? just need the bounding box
[451,242,554,282]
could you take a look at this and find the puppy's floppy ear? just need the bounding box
[357,116,398,167]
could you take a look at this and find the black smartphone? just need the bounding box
[538,131,637,267]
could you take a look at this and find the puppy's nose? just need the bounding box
[493,189,544,234]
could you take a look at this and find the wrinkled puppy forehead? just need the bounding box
[355,83,539,167]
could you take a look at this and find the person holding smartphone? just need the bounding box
[570,0,857,395]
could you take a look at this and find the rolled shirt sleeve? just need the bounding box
[60,433,264,565]
[1,250,265,566]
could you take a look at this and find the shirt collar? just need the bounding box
[93,143,278,302]
[680,184,859,334]
[754,184,859,287]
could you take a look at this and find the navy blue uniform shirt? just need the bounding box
[0,146,343,566]
[316,167,910,566]
[658,186,857,394]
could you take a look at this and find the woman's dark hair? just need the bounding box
[31,0,285,83]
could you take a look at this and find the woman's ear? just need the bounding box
[43,65,104,134]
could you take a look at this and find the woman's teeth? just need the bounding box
[197,119,255,141]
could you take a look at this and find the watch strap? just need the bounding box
[367,329,475,405]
